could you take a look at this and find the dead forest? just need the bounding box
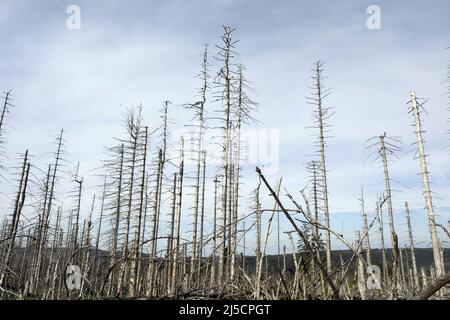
[0,26,449,300]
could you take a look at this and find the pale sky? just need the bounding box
[1,0,449,252]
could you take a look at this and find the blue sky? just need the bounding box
[0,0,449,252]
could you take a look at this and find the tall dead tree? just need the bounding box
[409,92,444,277]
[253,176,262,286]
[189,46,209,286]
[170,137,184,296]
[229,64,256,281]
[360,187,372,265]
[46,129,64,232]
[131,125,148,296]
[307,61,333,273]
[29,130,65,296]
[197,150,207,282]
[148,102,170,295]
[72,162,83,253]
[106,143,124,297]
[166,172,177,294]
[93,175,107,290]
[117,106,145,297]
[210,175,219,288]
[215,26,237,284]
[367,132,401,291]
[0,90,13,174]
[0,90,12,133]
[0,150,30,287]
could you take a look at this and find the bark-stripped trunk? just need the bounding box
[405,201,419,289]
[360,187,372,265]
[379,133,400,291]
[410,92,444,277]
[308,61,332,273]
[170,137,184,296]
[377,198,389,284]
[131,126,148,296]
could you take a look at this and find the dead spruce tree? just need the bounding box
[377,195,389,284]
[185,45,209,287]
[360,187,372,266]
[366,132,401,293]
[165,172,177,294]
[408,92,444,277]
[307,61,334,273]
[102,143,125,297]
[0,90,12,134]
[0,90,13,176]
[214,26,237,284]
[253,176,262,288]
[28,129,65,297]
[170,136,184,296]
[148,101,171,296]
[130,125,148,296]
[110,106,148,297]
[197,150,207,284]
[208,25,257,288]
[209,175,220,289]
[93,175,107,291]
[230,64,257,281]
[0,150,30,288]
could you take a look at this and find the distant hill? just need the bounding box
[240,248,450,273]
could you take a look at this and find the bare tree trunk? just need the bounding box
[197,151,207,285]
[108,144,124,297]
[217,27,235,285]
[148,149,163,296]
[410,92,444,277]
[356,231,367,300]
[30,164,52,296]
[190,46,208,288]
[254,178,262,286]
[255,179,281,299]
[360,187,372,265]
[44,206,62,297]
[377,198,389,285]
[379,133,400,292]
[0,90,12,132]
[93,176,106,291]
[131,126,148,296]
[307,61,333,273]
[166,173,177,295]
[170,137,184,296]
[210,176,219,289]
[308,160,326,297]
[79,195,94,297]
[399,247,407,291]
[405,201,419,290]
